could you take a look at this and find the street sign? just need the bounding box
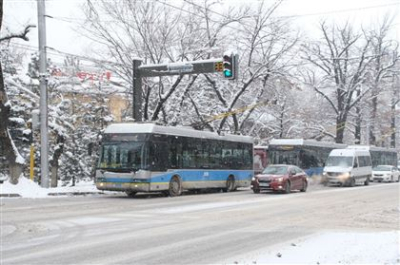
[139,59,224,77]
[167,63,194,73]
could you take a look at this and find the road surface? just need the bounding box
[1,182,399,264]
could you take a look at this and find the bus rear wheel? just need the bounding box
[168,176,182,197]
[126,191,137,197]
[223,176,235,192]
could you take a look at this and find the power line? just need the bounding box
[6,42,123,66]
[278,2,400,19]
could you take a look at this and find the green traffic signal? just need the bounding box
[222,54,236,80]
[223,69,232,78]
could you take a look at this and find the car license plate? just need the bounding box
[259,183,269,187]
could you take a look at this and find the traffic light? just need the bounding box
[222,54,237,80]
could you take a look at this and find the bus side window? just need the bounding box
[150,142,168,171]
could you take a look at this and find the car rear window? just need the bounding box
[263,166,288,175]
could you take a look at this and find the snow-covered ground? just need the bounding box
[2,177,399,264]
[0,177,99,198]
[224,231,400,265]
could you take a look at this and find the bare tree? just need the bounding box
[81,0,215,122]
[301,22,376,143]
[185,0,299,135]
[0,0,35,183]
[80,0,300,137]
[366,17,399,145]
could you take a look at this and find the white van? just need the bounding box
[323,149,372,187]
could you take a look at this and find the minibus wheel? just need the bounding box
[364,177,369,186]
[349,177,355,187]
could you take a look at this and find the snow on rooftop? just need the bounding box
[104,123,254,143]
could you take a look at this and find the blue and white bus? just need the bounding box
[268,139,346,177]
[96,123,254,197]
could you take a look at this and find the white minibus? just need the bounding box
[323,149,372,187]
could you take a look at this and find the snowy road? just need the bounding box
[1,182,399,264]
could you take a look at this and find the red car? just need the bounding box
[251,164,308,194]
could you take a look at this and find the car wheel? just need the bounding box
[168,176,182,197]
[253,188,260,194]
[397,176,400,183]
[284,181,291,194]
[300,180,307,192]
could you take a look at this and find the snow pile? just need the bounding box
[226,231,400,264]
[1,177,48,198]
[0,177,99,198]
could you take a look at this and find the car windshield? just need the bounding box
[325,156,353,167]
[373,165,392,171]
[262,166,288,175]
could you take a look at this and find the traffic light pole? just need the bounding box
[132,60,142,122]
[132,57,239,121]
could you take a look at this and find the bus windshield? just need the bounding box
[269,150,299,165]
[325,156,353,167]
[98,141,148,171]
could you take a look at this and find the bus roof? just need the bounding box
[254,145,268,149]
[104,123,254,144]
[347,145,398,153]
[269,139,346,148]
[329,148,370,156]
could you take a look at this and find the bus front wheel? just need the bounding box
[168,176,182,197]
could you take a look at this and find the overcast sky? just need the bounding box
[3,0,400,62]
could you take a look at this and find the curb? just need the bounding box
[0,192,104,198]
[0,194,21,198]
[47,192,104,196]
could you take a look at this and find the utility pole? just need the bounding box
[132,60,142,122]
[37,0,49,188]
